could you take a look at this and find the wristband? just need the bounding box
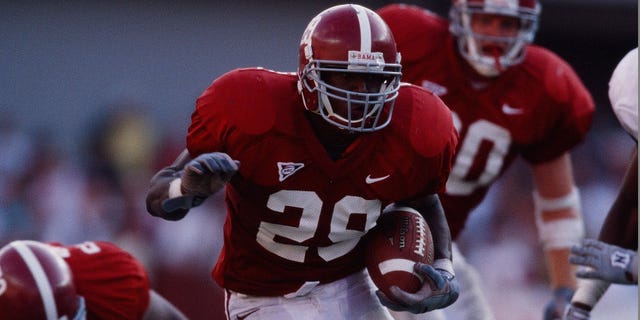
[168,178,183,198]
[533,187,584,249]
[433,258,454,276]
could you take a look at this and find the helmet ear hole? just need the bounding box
[297,4,402,132]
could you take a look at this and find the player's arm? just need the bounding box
[597,147,638,250]
[401,194,453,265]
[146,149,193,220]
[530,153,584,319]
[564,148,638,319]
[145,149,239,220]
[377,194,460,314]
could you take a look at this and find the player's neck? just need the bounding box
[306,113,359,161]
[461,62,495,88]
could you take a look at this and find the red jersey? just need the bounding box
[187,68,458,296]
[48,241,150,320]
[378,4,595,238]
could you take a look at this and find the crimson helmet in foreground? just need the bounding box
[297,4,402,132]
[449,0,541,76]
[0,240,86,320]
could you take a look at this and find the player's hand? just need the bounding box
[181,152,239,197]
[562,303,591,320]
[569,239,638,284]
[376,262,459,314]
[543,287,574,320]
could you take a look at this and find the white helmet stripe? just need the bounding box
[352,5,372,52]
[12,242,58,320]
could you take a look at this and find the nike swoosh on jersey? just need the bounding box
[365,174,390,184]
[501,103,523,115]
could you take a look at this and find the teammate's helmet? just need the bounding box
[0,240,86,320]
[449,0,540,77]
[297,4,402,132]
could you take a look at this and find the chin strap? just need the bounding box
[73,296,87,320]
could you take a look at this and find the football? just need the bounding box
[365,206,434,302]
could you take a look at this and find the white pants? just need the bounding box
[225,270,393,320]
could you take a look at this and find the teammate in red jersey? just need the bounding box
[0,240,187,320]
[378,1,594,319]
[563,47,638,320]
[146,4,460,319]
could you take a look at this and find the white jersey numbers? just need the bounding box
[258,190,381,263]
[446,112,512,196]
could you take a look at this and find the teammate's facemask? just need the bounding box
[449,0,540,77]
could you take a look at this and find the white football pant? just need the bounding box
[225,269,393,320]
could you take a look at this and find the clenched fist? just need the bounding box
[181,152,239,197]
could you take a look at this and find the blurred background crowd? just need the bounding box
[1,1,637,319]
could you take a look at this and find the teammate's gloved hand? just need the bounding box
[377,261,459,314]
[181,152,239,197]
[562,303,591,320]
[569,239,638,284]
[543,287,574,320]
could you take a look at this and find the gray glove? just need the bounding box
[563,303,590,320]
[376,262,459,314]
[570,239,638,284]
[181,152,239,197]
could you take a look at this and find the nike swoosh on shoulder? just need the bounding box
[366,174,390,184]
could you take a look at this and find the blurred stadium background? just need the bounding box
[1,1,637,319]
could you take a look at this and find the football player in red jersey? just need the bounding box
[378,1,594,319]
[146,4,460,319]
[563,47,638,320]
[0,240,187,320]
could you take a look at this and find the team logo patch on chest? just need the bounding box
[277,162,305,182]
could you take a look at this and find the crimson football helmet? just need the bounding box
[449,0,540,76]
[297,4,402,132]
[0,240,86,320]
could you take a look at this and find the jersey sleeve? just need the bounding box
[609,47,638,139]
[52,241,150,320]
[394,84,459,195]
[521,51,595,163]
[187,68,278,157]
[377,4,449,64]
